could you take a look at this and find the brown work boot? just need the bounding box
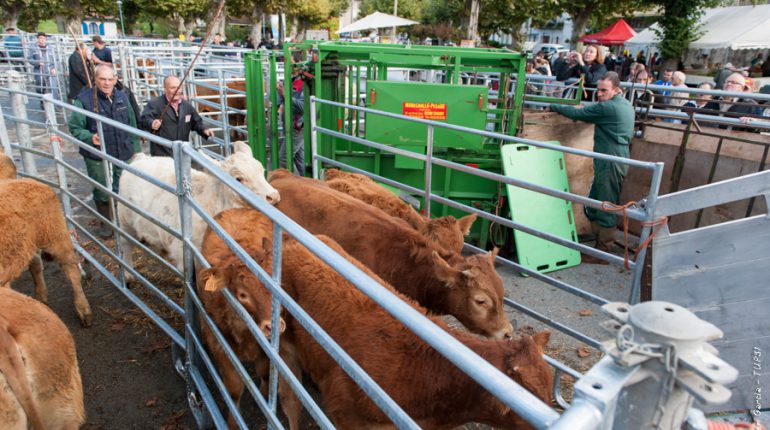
[94,201,113,239]
[581,227,616,265]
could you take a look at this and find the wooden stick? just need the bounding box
[155,0,226,131]
[66,27,91,88]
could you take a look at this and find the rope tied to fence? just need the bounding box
[600,200,669,269]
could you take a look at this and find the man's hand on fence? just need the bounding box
[203,128,214,138]
[151,119,162,131]
[92,134,101,146]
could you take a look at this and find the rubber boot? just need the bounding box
[581,226,615,265]
[94,200,113,239]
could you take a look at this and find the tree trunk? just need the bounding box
[289,16,298,42]
[466,0,480,44]
[172,13,187,36]
[570,8,592,50]
[55,15,82,36]
[250,8,263,43]
[2,6,22,30]
[207,0,227,41]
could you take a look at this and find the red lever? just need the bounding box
[478,94,483,110]
[370,89,376,104]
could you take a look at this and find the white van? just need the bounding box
[534,43,567,56]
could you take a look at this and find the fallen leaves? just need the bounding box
[576,346,591,358]
[577,309,593,317]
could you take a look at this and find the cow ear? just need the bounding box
[461,269,476,279]
[457,213,477,236]
[532,330,551,350]
[199,267,232,292]
[233,141,251,154]
[430,251,459,285]
[488,247,500,262]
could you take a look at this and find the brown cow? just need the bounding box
[198,208,286,429]
[269,170,513,340]
[194,80,247,141]
[0,288,85,430]
[0,167,92,326]
[276,234,553,429]
[324,168,477,253]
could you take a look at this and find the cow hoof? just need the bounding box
[79,311,93,328]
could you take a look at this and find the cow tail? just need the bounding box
[0,314,46,430]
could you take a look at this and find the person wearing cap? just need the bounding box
[3,27,24,72]
[276,63,305,174]
[27,32,59,98]
[91,35,113,67]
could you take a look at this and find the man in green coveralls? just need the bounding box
[550,71,634,264]
[68,65,140,238]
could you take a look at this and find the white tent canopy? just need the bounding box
[625,5,770,50]
[336,11,418,34]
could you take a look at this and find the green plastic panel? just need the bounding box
[365,80,487,151]
[501,142,580,274]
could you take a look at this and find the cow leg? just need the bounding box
[28,253,48,304]
[118,234,138,285]
[211,346,245,430]
[48,238,92,327]
[274,340,303,430]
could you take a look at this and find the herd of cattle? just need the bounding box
[0,145,553,429]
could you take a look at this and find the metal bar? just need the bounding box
[267,226,283,429]
[628,162,665,305]
[73,239,185,347]
[424,125,434,218]
[655,169,770,217]
[312,97,658,169]
[8,71,36,175]
[283,45,294,174]
[184,145,560,428]
[744,144,769,217]
[310,92,320,179]
[313,127,648,223]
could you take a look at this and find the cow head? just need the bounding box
[422,213,477,253]
[197,243,285,341]
[504,331,553,405]
[219,141,280,206]
[430,248,514,339]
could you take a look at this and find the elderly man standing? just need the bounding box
[140,75,213,157]
[68,65,140,237]
[550,72,635,264]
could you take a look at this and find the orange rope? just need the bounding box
[708,421,766,430]
[600,200,668,270]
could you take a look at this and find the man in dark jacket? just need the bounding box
[703,73,761,130]
[550,72,635,264]
[68,65,140,237]
[140,75,213,156]
[67,42,92,101]
[277,68,305,174]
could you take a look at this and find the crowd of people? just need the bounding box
[524,44,769,130]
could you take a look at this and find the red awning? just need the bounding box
[578,19,637,46]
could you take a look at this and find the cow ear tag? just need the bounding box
[204,273,227,292]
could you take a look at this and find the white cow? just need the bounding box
[117,141,280,280]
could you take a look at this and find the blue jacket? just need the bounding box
[68,88,138,161]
